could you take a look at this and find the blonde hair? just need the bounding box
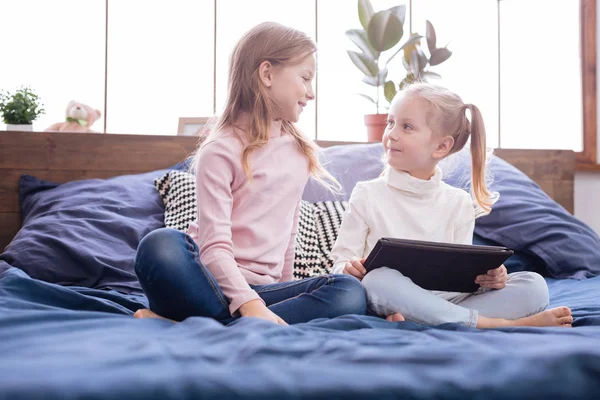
[401,83,493,213]
[190,22,340,192]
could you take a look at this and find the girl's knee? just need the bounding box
[527,272,550,309]
[515,272,548,296]
[511,271,550,313]
[135,228,189,276]
[330,274,367,315]
[361,267,398,293]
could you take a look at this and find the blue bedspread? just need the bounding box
[1,262,600,400]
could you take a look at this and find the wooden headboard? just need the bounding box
[0,131,575,251]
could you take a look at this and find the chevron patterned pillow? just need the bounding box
[312,201,348,272]
[154,171,197,232]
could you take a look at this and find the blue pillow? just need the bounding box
[447,155,600,280]
[302,143,384,202]
[472,233,547,276]
[303,143,600,280]
[0,170,171,294]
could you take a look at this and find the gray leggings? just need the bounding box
[362,267,550,328]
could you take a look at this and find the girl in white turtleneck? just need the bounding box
[330,83,573,329]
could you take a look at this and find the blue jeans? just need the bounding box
[134,228,367,324]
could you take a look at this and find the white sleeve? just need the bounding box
[454,192,476,245]
[330,185,370,274]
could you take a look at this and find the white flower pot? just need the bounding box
[6,124,33,131]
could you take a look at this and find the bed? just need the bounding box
[1,131,599,400]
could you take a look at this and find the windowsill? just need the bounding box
[576,151,599,171]
[576,162,600,172]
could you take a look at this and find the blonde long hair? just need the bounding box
[191,22,340,192]
[403,83,493,213]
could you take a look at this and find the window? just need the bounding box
[411,0,499,148]
[499,0,582,151]
[106,0,214,135]
[317,0,592,157]
[1,0,595,167]
[0,0,105,132]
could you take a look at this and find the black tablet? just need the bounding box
[363,238,514,293]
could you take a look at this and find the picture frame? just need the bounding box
[177,117,212,136]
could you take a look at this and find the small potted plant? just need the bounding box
[0,86,45,131]
[347,0,452,142]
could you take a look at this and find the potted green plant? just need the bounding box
[347,0,452,142]
[0,86,45,131]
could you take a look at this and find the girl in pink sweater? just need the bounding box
[133,22,366,325]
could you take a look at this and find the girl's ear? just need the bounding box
[258,60,273,88]
[432,135,455,160]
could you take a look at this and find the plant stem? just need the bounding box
[376,84,380,114]
[376,60,380,114]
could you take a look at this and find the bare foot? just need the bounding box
[513,306,573,327]
[386,313,406,322]
[477,306,573,329]
[133,309,176,323]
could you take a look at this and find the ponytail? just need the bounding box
[465,104,492,214]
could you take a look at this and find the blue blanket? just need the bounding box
[1,263,600,400]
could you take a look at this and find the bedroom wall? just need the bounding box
[573,0,600,235]
[575,172,600,234]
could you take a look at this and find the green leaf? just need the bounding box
[399,76,411,90]
[384,80,397,102]
[358,0,374,31]
[367,9,404,52]
[361,68,388,87]
[423,71,442,80]
[387,5,406,26]
[426,20,437,54]
[401,52,410,71]
[348,50,378,77]
[429,47,452,66]
[357,93,376,104]
[402,33,422,64]
[409,49,420,75]
[0,86,45,124]
[405,44,428,76]
[378,67,388,84]
[417,46,428,72]
[362,75,379,87]
[385,34,422,66]
[346,29,379,60]
[399,73,419,90]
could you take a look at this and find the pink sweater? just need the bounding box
[187,119,309,315]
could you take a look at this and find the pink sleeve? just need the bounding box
[192,141,262,315]
[281,200,301,282]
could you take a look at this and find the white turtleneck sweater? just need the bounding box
[330,166,480,275]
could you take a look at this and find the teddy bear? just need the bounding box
[45,101,101,133]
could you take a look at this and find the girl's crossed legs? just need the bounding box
[362,267,573,328]
[133,228,367,324]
